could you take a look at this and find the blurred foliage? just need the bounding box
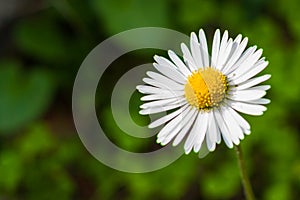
[0,60,54,133]
[0,0,300,199]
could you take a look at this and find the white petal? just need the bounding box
[221,106,243,142]
[153,63,186,84]
[206,111,217,151]
[139,88,184,100]
[190,32,203,68]
[160,107,195,145]
[229,49,263,80]
[210,109,222,144]
[183,112,200,153]
[214,109,233,148]
[148,104,187,128]
[137,85,178,94]
[232,49,263,79]
[206,136,215,152]
[168,50,191,77]
[229,100,267,116]
[158,106,192,145]
[234,74,271,90]
[146,71,184,90]
[249,85,271,91]
[227,106,251,134]
[184,112,208,154]
[140,91,184,101]
[226,46,257,77]
[193,112,209,152]
[218,39,233,71]
[139,101,186,115]
[223,37,248,74]
[140,97,183,109]
[181,43,197,71]
[211,29,220,68]
[154,55,178,69]
[212,110,222,144]
[234,34,242,43]
[156,105,190,140]
[247,98,271,105]
[216,30,229,69]
[224,34,242,67]
[232,61,269,85]
[198,29,210,67]
[142,77,183,91]
[172,108,198,146]
[228,90,266,101]
[244,129,251,135]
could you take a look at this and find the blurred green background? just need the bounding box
[0,0,300,199]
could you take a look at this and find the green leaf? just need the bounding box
[17,124,56,159]
[0,61,55,133]
[0,150,23,192]
[202,162,240,199]
[91,0,169,34]
[178,0,216,31]
[264,183,292,200]
[13,14,69,63]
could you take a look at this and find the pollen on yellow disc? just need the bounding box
[184,67,228,110]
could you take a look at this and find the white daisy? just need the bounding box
[136,29,270,157]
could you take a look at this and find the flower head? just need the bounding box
[137,29,270,157]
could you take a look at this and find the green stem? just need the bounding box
[234,145,256,200]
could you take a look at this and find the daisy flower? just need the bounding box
[136,29,270,157]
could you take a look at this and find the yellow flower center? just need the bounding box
[184,67,228,110]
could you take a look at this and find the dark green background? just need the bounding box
[0,0,299,199]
